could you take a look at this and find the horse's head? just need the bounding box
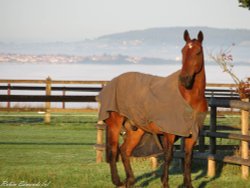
[179,30,204,89]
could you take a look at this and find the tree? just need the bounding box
[239,0,250,9]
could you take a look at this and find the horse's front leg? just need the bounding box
[161,133,176,188]
[120,128,144,187]
[183,137,196,188]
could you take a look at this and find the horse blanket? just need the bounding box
[98,70,207,141]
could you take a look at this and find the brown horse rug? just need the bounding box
[98,70,207,156]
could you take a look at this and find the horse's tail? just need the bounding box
[105,124,120,163]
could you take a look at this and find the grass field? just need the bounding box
[0,112,249,188]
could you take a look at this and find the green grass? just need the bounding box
[0,112,249,187]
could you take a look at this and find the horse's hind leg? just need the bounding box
[105,112,124,187]
[161,133,176,188]
[183,137,196,188]
[120,128,144,187]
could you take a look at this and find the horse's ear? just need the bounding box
[184,30,191,42]
[197,31,203,43]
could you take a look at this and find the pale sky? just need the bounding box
[0,0,249,42]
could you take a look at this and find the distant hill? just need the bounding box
[98,27,250,46]
[0,27,249,64]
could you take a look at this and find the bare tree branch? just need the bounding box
[209,47,249,99]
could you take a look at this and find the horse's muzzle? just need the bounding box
[179,75,194,89]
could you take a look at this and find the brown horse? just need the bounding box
[98,30,208,188]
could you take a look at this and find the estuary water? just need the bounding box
[0,63,249,83]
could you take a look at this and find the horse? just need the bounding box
[97,30,208,188]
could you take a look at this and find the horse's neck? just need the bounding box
[179,67,207,112]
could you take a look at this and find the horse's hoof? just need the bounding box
[123,177,135,188]
[180,184,193,188]
[113,180,124,187]
[117,185,126,188]
[162,184,169,188]
[162,182,170,188]
[185,184,193,188]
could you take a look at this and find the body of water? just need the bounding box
[0,63,249,83]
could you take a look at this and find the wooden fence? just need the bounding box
[0,77,240,111]
[0,78,249,179]
[204,98,249,179]
[0,77,107,122]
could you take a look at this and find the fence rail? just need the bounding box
[0,95,96,102]
[0,79,108,85]
[0,85,102,92]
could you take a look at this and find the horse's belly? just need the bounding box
[137,122,163,134]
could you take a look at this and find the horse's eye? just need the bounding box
[196,50,201,55]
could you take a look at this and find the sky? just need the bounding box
[0,0,250,43]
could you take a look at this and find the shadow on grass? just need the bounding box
[0,117,96,125]
[135,158,224,187]
[195,162,224,188]
[0,117,43,124]
[0,142,94,145]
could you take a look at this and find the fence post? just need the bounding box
[241,98,249,179]
[7,83,11,108]
[150,156,158,171]
[62,88,66,109]
[198,132,205,152]
[96,122,105,163]
[44,77,52,124]
[95,84,106,163]
[207,103,217,177]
